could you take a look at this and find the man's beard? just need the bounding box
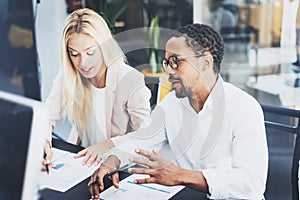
[169,75,189,98]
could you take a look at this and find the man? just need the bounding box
[87,24,268,199]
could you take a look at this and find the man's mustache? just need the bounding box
[168,76,181,82]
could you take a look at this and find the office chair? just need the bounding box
[261,104,300,200]
[144,76,160,110]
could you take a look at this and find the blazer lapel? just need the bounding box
[105,66,117,138]
[199,77,226,159]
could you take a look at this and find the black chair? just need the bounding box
[144,76,160,110]
[261,104,300,200]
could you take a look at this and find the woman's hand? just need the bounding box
[41,140,55,171]
[74,139,115,166]
[88,155,120,200]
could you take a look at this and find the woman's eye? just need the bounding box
[87,50,95,56]
[69,51,79,57]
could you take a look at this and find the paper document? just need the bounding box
[39,148,100,192]
[100,174,184,200]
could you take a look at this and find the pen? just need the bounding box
[107,162,134,177]
[43,151,49,174]
[89,162,134,186]
[45,163,49,174]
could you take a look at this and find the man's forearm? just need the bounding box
[178,168,209,193]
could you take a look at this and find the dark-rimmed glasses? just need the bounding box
[162,53,205,72]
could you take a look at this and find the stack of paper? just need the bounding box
[39,148,100,192]
[100,174,184,200]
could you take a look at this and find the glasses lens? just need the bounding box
[162,59,168,71]
[169,56,178,69]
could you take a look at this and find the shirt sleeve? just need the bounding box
[109,105,168,166]
[202,101,268,199]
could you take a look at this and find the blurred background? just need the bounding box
[0,1,299,199]
[0,0,300,136]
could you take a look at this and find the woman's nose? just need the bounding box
[79,54,88,67]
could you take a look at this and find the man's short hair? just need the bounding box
[171,24,224,73]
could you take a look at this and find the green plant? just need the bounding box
[148,16,162,73]
[86,0,134,32]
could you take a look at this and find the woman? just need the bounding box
[43,8,151,168]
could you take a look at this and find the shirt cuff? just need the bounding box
[202,169,224,199]
[111,134,129,146]
[102,147,134,167]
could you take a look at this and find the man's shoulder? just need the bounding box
[224,82,255,100]
[223,82,262,112]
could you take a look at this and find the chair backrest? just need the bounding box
[261,104,300,200]
[144,76,160,110]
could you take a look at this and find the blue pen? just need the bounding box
[127,180,170,194]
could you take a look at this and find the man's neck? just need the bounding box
[188,75,218,113]
[188,91,209,113]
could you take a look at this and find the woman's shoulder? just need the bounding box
[110,63,144,81]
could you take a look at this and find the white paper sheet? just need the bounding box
[39,148,100,192]
[100,174,184,200]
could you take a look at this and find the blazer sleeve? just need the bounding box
[124,70,151,131]
[45,70,64,140]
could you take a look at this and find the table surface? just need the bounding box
[39,138,208,200]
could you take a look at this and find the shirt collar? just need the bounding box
[204,75,223,111]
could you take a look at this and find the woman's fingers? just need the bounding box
[74,149,87,158]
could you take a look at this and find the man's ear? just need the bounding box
[201,54,214,71]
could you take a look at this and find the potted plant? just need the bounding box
[148,16,162,73]
[142,16,171,102]
[85,0,134,33]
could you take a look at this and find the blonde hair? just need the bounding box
[61,8,125,135]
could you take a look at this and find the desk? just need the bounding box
[246,74,300,109]
[39,138,208,200]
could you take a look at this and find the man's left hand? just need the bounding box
[128,148,182,186]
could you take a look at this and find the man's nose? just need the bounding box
[165,65,175,75]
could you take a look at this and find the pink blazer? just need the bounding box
[46,63,151,145]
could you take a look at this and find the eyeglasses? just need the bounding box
[162,53,205,72]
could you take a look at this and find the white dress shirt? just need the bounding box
[111,76,268,199]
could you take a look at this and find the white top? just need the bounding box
[79,86,108,147]
[79,86,107,147]
[93,86,106,139]
[111,77,268,199]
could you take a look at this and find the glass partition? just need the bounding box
[0,0,40,100]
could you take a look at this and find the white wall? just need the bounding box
[33,0,70,140]
[34,0,68,101]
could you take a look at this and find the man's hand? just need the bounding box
[128,149,183,186]
[41,140,54,171]
[88,155,120,200]
[74,139,115,167]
